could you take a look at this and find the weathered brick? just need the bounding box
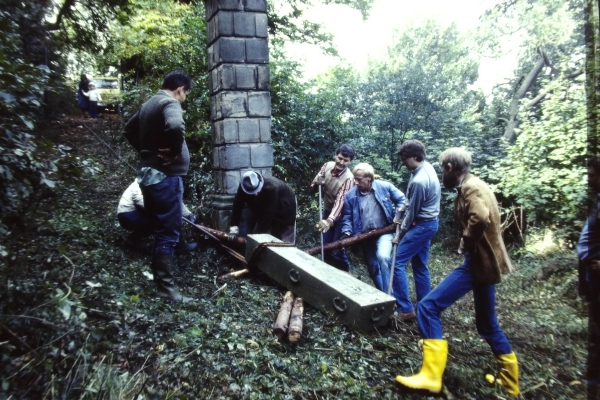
[218,37,246,63]
[222,119,238,143]
[248,92,270,117]
[207,16,217,44]
[217,145,251,170]
[259,118,271,142]
[233,12,255,37]
[221,64,236,90]
[238,119,260,143]
[210,95,218,120]
[217,11,234,38]
[236,65,256,89]
[214,119,238,144]
[209,69,217,93]
[205,0,219,20]
[212,148,220,169]
[218,0,243,11]
[208,43,215,70]
[224,170,241,194]
[257,65,269,89]
[250,143,274,168]
[245,38,268,63]
[255,13,268,38]
[220,91,248,118]
[244,0,267,12]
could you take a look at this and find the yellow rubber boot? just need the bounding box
[395,339,447,393]
[485,352,520,397]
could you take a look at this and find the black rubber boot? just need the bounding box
[150,255,192,302]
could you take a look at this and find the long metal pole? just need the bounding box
[319,184,324,261]
[387,224,401,295]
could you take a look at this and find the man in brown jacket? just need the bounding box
[395,147,519,397]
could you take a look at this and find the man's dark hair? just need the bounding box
[162,71,193,91]
[588,157,600,174]
[397,139,426,162]
[336,144,355,160]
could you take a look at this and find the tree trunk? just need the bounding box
[305,224,395,256]
[287,297,304,344]
[503,51,547,143]
[273,291,295,340]
[585,0,600,157]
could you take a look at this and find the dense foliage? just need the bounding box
[0,0,595,397]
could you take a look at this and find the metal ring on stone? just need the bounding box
[333,297,347,313]
[288,269,300,283]
[370,306,384,322]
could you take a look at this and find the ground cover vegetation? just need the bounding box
[0,0,596,398]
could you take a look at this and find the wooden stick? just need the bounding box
[287,297,304,344]
[305,224,395,255]
[218,268,250,280]
[273,291,295,340]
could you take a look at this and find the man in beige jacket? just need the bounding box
[395,147,519,397]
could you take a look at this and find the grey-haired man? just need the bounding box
[229,171,297,244]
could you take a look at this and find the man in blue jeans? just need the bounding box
[341,163,406,291]
[395,147,518,397]
[123,71,193,302]
[391,139,441,321]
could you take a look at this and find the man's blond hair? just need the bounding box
[439,147,472,174]
[353,163,375,179]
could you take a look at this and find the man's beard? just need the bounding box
[442,172,460,189]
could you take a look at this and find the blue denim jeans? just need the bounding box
[322,210,350,272]
[361,233,393,291]
[391,219,438,312]
[417,254,512,355]
[118,210,152,234]
[139,176,183,256]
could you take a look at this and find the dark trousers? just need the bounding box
[89,101,99,118]
[581,259,600,397]
[139,176,183,257]
[322,210,350,272]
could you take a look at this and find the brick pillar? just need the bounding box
[205,0,273,232]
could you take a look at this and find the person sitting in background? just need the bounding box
[84,83,102,119]
[117,180,198,255]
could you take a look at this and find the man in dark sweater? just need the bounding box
[123,71,193,302]
[228,171,297,244]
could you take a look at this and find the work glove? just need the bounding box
[187,214,197,224]
[228,226,239,242]
[315,175,325,186]
[315,219,331,233]
[392,230,405,245]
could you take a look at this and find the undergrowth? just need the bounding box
[0,115,588,399]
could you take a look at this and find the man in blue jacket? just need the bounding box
[341,163,406,292]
